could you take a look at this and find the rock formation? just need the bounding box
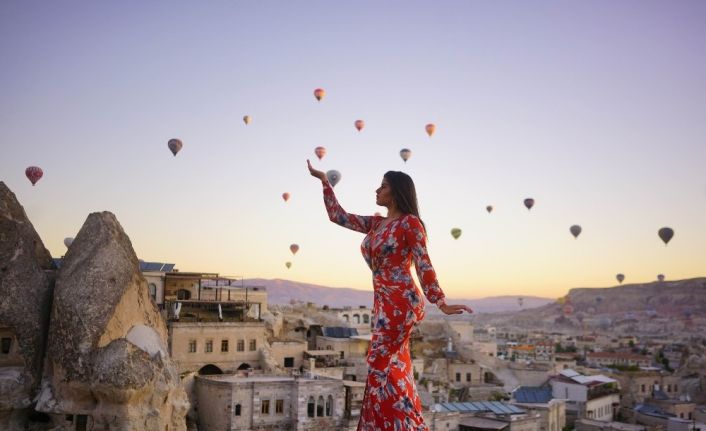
[36,211,188,430]
[0,182,55,430]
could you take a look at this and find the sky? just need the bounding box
[2,1,705,300]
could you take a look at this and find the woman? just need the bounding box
[307,160,472,431]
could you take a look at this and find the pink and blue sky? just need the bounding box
[2,1,705,299]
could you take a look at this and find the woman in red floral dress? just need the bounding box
[308,160,472,431]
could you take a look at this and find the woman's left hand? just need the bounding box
[438,303,473,315]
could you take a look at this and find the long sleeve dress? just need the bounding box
[322,181,446,431]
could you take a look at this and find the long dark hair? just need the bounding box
[383,171,425,230]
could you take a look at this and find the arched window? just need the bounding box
[177,289,191,300]
[342,314,349,322]
[316,396,324,417]
[234,404,241,416]
[307,397,315,418]
[148,283,157,301]
[325,395,333,416]
[353,314,360,324]
[362,314,369,324]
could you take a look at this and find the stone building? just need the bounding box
[586,352,651,368]
[195,373,359,430]
[168,320,268,374]
[320,306,373,335]
[550,370,620,424]
[511,387,567,431]
[427,401,542,431]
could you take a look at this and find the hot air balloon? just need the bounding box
[570,225,582,239]
[657,274,665,282]
[400,148,412,163]
[616,273,625,284]
[563,303,574,316]
[290,244,299,255]
[450,228,462,240]
[282,192,290,202]
[314,88,326,102]
[354,120,364,132]
[524,198,535,211]
[425,123,436,137]
[326,170,341,187]
[518,297,524,307]
[167,139,183,156]
[486,205,493,214]
[285,262,292,269]
[315,146,327,160]
[63,237,74,248]
[658,227,674,245]
[243,115,252,125]
[25,166,43,186]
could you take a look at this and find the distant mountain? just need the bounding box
[241,278,554,313]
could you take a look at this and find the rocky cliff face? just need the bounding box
[0,182,55,431]
[34,211,188,430]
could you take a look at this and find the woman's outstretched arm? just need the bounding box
[403,215,473,315]
[307,160,373,234]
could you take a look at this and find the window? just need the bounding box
[340,351,345,359]
[276,399,284,414]
[205,340,213,353]
[237,340,244,351]
[307,397,315,417]
[456,372,461,382]
[148,283,157,301]
[261,399,270,415]
[363,314,369,324]
[675,384,678,392]
[667,384,672,392]
[234,404,241,416]
[326,395,333,416]
[466,373,471,382]
[188,340,197,353]
[1,337,11,354]
[75,415,88,431]
[342,314,349,322]
[317,396,324,417]
[353,314,360,324]
[221,340,229,352]
[326,345,333,350]
[284,357,294,368]
[177,289,191,300]
[249,340,257,351]
[641,384,645,393]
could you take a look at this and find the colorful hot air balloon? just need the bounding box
[354,120,365,132]
[450,228,462,240]
[326,170,341,187]
[282,192,290,202]
[25,166,43,186]
[570,225,582,239]
[425,123,436,137]
[616,273,625,284]
[658,227,674,245]
[63,237,74,248]
[563,303,574,316]
[486,205,493,214]
[524,198,535,211]
[167,138,183,156]
[285,261,292,269]
[657,274,665,282]
[314,88,326,102]
[243,115,252,125]
[290,244,299,255]
[400,148,412,163]
[315,146,327,160]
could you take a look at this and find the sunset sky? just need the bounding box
[2,1,705,299]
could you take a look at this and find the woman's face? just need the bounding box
[376,178,395,208]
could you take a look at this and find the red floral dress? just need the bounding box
[322,181,446,431]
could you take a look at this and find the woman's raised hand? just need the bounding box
[438,303,473,315]
[307,159,327,183]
